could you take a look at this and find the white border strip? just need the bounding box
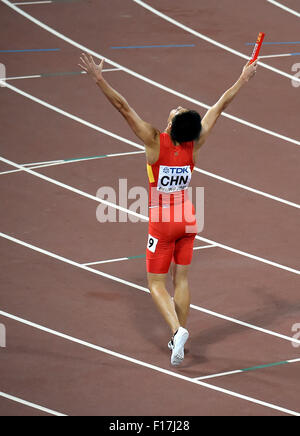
[1,230,299,344]
[0,391,66,416]
[132,0,300,83]
[0,310,299,416]
[1,80,299,210]
[267,0,300,18]
[1,0,299,146]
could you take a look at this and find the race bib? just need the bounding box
[147,234,158,253]
[157,165,192,193]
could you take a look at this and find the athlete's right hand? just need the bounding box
[241,60,258,82]
[78,53,105,82]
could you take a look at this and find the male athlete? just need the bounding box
[79,53,257,366]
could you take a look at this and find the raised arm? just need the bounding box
[195,60,258,150]
[79,53,159,148]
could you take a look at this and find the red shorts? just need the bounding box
[146,201,197,274]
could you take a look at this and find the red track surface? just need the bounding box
[0,0,299,416]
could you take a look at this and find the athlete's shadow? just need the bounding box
[125,280,299,372]
[180,288,300,370]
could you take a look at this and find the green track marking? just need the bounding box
[242,361,289,372]
[128,255,146,260]
[195,358,300,381]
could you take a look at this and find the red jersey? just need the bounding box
[147,133,195,208]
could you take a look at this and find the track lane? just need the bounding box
[0,311,297,416]
[1,0,299,144]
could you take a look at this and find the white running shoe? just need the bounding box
[171,327,189,367]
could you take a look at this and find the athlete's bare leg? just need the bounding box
[172,265,190,328]
[148,272,180,335]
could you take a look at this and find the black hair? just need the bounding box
[170,110,202,144]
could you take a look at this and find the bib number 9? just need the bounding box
[147,234,158,253]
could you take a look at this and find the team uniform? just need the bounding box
[146,133,198,274]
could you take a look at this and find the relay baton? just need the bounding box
[250,32,265,64]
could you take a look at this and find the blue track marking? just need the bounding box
[111,44,195,49]
[246,41,300,46]
[0,49,60,53]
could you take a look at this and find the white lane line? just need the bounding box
[3,69,120,82]
[5,75,42,81]
[0,162,64,176]
[1,155,299,277]
[288,358,300,364]
[260,53,300,59]
[0,311,299,416]
[83,245,216,266]
[192,244,217,250]
[0,151,145,176]
[1,81,299,211]
[195,235,299,275]
[132,0,300,84]
[0,391,66,416]
[84,257,130,266]
[194,358,300,381]
[1,1,300,146]
[193,168,300,209]
[267,0,300,18]
[26,150,144,164]
[1,230,300,345]
[0,156,148,221]
[0,231,150,292]
[13,1,52,4]
[0,80,145,151]
[101,68,122,73]
[196,370,242,381]
[23,159,64,166]
[104,151,144,158]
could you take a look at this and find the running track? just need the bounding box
[0,0,299,416]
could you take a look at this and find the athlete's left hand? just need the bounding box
[79,53,105,82]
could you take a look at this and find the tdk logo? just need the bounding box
[168,167,189,174]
